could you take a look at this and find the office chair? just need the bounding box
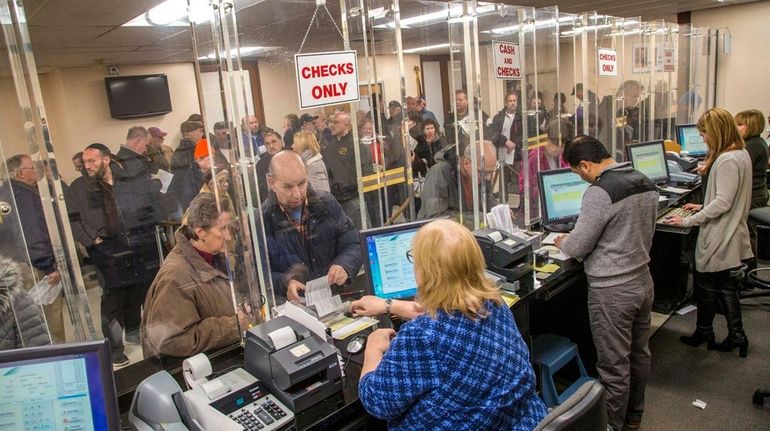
[534,380,607,431]
[741,207,770,299]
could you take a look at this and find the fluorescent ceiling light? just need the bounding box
[402,43,453,54]
[484,16,574,35]
[123,0,212,27]
[374,4,496,29]
[197,46,263,60]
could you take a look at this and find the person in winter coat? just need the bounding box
[0,255,51,351]
[292,130,330,194]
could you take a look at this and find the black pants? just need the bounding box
[101,284,149,355]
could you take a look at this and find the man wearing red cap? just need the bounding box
[147,126,173,172]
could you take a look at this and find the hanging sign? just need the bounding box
[295,50,360,109]
[493,41,522,80]
[662,48,675,72]
[598,48,618,76]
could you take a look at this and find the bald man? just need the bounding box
[261,151,362,301]
[417,140,499,228]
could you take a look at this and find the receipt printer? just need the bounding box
[244,315,342,413]
[474,228,533,290]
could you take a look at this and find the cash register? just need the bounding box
[244,315,342,413]
[473,228,534,291]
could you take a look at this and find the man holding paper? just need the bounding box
[262,151,362,302]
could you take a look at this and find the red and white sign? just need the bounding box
[662,48,675,72]
[492,41,522,80]
[598,48,618,76]
[295,50,360,109]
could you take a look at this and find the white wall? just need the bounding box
[693,1,770,114]
[40,63,200,183]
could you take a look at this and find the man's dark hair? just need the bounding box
[85,143,112,158]
[72,151,83,161]
[563,135,611,167]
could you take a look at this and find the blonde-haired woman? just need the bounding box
[353,219,546,430]
[666,107,753,357]
[292,130,330,193]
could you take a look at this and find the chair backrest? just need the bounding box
[534,380,607,431]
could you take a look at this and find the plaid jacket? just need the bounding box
[359,301,547,430]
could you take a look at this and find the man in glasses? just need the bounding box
[417,140,498,228]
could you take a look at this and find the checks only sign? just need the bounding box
[598,48,618,76]
[493,41,521,80]
[295,50,360,109]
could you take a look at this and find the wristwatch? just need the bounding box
[384,298,393,315]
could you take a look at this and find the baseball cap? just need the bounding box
[181,121,203,134]
[299,113,318,125]
[213,121,227,130]
[187,113,202,122]
[148,127,167,139]
[388,100,402,109]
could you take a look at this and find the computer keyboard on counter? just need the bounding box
[657,206,697,223]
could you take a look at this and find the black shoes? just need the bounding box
[680,330,716,350]
[716,336,749,358]
[112,352,130,368]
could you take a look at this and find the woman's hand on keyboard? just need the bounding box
[682,203,702,212]
[663,215,686,226]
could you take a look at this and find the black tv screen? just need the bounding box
[105,74,172,119]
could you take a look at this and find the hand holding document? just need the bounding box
[156,169,174,193]
[305,276,343,318]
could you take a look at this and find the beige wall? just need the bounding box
[693,1,770,114]
[39,63,200,183]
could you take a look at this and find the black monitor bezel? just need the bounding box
[0,338,121,430]
[537,167,587,226]
[676,123,707,156]
[359,219,435,300]
[626,140,670,184]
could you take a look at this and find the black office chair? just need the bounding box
[534,380,607,431]
[741,207,770,298]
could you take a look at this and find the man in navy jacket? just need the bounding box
[261,151,362,301]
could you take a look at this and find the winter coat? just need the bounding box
[0,255,51,351]
[301,150,331,194]
[141,230,240,358]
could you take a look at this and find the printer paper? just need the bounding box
[305,276,343,318]
[268,326,297,350]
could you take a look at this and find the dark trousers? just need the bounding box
[693,268,746,341]
[101,284,148,355]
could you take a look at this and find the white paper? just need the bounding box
[659,185,690,195]
[268,326,298,350]
[676,304,697,315]
[305,276,343,318]
[486,204,516,235]
[156,169,174,193]
[331,317,378,340]
[29,276,61,306]
[541,232,560,245]
[282,301,328,340]
[538,245,571,261]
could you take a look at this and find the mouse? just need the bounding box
[346,334,367,355]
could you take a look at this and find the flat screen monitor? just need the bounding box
[105,74,172,119]
[627,140,669,184]
[0,339,121,430]
[360,220,433,300]
[676,124,708,157]
[538,168,590,232]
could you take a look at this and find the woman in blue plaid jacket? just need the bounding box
[354,219,547,430]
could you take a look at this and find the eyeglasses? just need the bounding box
[405,249,413,263]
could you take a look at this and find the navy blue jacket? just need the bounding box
[9,180,56,274]
[261,188,362,299]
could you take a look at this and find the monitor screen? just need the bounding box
[538,168,590,226]
[105,74,172,119]
[677,124,708,156]
[360,220,433,300]
[0,339,120,430]
[627,140,669,184]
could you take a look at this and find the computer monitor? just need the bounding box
[538,168,590,232]
[0,339,121,430]
[626,140,670,185]
[676,123,708,157]
[360,219,433,300]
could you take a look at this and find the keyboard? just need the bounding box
[657,206,696,223]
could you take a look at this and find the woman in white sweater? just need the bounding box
[666,107,753,357]
[293,130,331,194]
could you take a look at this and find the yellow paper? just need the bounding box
[501,292,520,307]
[533,263,560,273]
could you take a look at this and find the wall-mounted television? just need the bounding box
[104,74,172,119]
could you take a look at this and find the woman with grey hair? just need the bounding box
[140,192,253,358]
